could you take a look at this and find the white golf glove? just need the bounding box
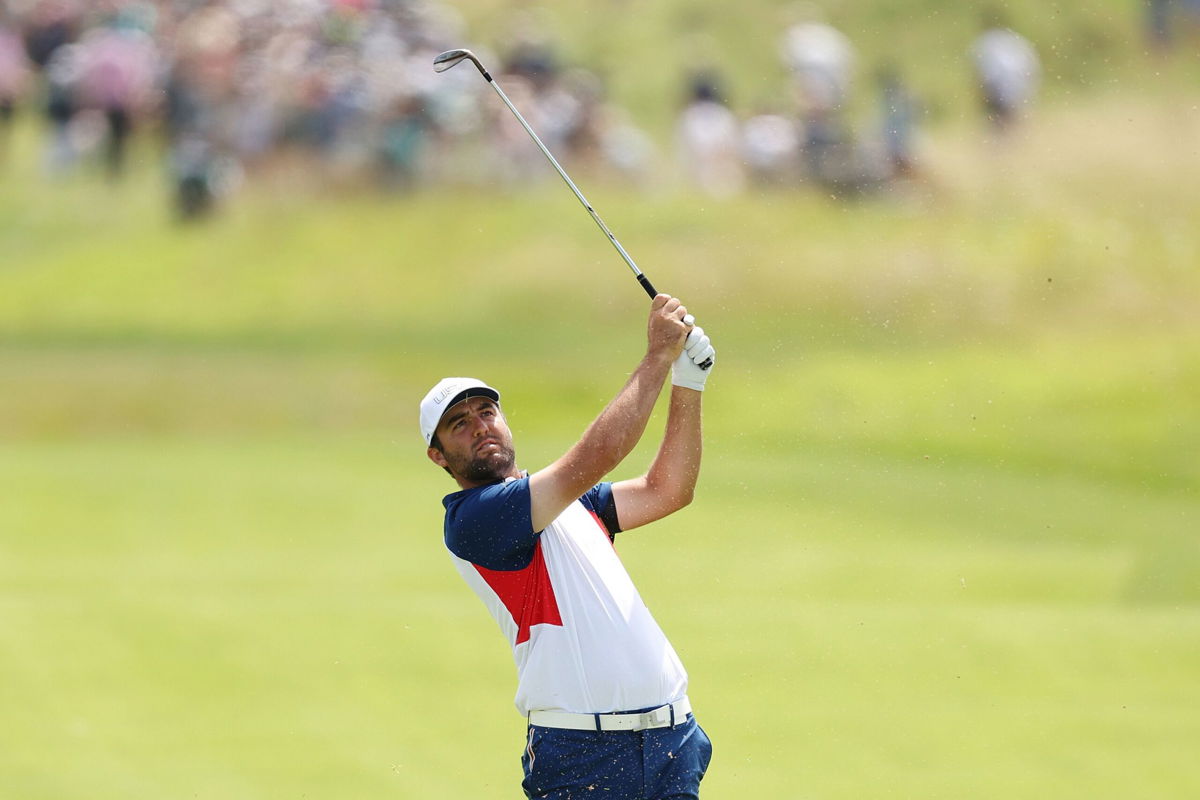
[672,325,716,391]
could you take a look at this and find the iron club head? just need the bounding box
[433,48,485,74]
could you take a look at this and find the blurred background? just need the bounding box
[1,0,1197,798]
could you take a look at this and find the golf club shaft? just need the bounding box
[482,76,657,299]
[436,49,710,370]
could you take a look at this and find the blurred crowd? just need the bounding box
[0,0,660,217]
[5,0,1158,215]
[676,4,1043,198]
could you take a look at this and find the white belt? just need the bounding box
[528,697,692,732]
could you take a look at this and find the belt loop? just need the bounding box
[670,702,676,728]
[593,713,602,732]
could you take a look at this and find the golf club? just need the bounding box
[433,48,712,370]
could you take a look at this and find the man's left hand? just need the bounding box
[672,326,715,391]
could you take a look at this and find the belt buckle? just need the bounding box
[645,704,671,729]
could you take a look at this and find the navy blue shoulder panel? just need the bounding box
[443,479,620,569]
[443,477,536,571]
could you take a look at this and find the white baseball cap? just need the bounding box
[419,377,501,446]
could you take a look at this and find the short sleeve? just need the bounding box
[443,477,537,571]
[578,482,621,539]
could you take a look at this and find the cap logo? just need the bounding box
[433,386,458,405]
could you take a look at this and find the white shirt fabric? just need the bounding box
[443,477,688,716]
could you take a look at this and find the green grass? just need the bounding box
[2,42,1199,800]
[2,433,1196,798]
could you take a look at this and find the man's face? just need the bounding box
[427,395,518,486]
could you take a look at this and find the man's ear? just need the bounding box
[427,446,449,469]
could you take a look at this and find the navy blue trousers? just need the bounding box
[521,715,712,799]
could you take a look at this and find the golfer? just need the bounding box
[420,294,716,799]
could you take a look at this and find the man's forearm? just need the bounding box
[606,384,702,531]
[574,352,674,474]
[529,294,692,532]
[528,352,673,532]
[643,385,703,505]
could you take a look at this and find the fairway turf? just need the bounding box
[1,432,1197,798]
[3,77,1200,799]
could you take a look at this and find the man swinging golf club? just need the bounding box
[420,293,716,799]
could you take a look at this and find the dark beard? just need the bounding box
[453,443,517,483]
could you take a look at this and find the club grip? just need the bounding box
[637,272,710,369]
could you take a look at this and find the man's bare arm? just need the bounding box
[527,295,689,532]
[610,385,702,531]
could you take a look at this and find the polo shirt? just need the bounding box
[443,476,688,716]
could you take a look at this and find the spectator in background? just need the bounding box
[21,0,76,74]
[598,106,654,184]
[488,66,545,184]
[970,10,1040,135]
[74,9,159,179]
[377,93,434,189]
[676,70,744,197]
[557,68,606,170]
[163,1,241,219]
[741,105,801,186]
[163,63,217,219]
[875,63,919,179]
[504,29,559,93]
[779,2,855,180]
[23,0,80,173]
[0,11,31,158]
[41,39,78,171]
[493,25,562,183]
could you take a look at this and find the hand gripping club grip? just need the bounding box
[638,276,713,372]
